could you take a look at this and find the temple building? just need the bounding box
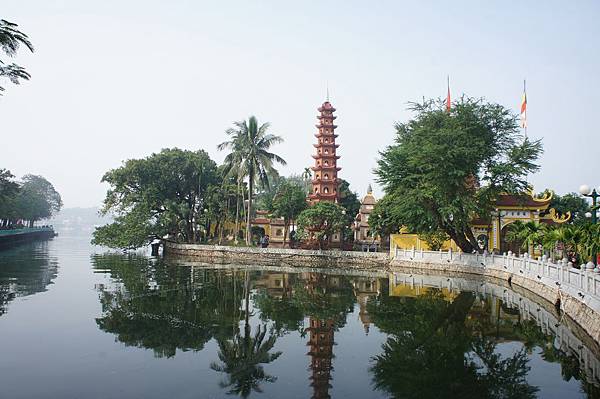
[309,101,341,204]
[390,190,570,254]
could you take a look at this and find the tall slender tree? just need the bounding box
[218,116,286,245]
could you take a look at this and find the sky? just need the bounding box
[2,1,599,208]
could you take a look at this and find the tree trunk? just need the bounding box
[246,176,253,245]
[283,220,288,248]
[235,180,241,243]
[445,227,475,253]
[464,227,482,252]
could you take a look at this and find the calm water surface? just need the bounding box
[0,234,599,399]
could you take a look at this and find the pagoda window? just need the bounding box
[324,138,329,143]
[324,187,329,193]
[315,188,319,193]
[324,149,329,154]
[324,161,329,166]
[324,173,329,180]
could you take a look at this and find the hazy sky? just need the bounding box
[2,1,599,208]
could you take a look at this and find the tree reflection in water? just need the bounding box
[0,241,58,316]
[211,324,282,397]
[91,256,600,398]
[368,288,538,399]
[92,254,245,357]
[211,271,283,398]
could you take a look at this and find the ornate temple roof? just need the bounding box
[495,191,552,209]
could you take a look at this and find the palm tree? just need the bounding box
[0,19,34,93]
[506,221,546,256]
[301,167,312,194]
[218,116,286,245]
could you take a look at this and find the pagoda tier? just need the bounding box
[313,143,340,148]
[311,154,341,160]
[318,104,336,112]
[315,124,338,129]
[314,133,339,139]
[317,115,337,120]
[311,177,339,184]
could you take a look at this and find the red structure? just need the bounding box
[309,101,341,204]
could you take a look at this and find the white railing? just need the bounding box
[392,247,600,313]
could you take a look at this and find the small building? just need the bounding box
[353,186,380,251]
[249,210,292,248]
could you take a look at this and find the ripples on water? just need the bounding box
[0,235,599,398]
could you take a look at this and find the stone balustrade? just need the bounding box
[392,247,600,313]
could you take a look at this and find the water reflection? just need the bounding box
[0,241,58,316]
[91,254,600,398]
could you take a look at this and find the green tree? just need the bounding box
[16,174,62,227]
[218,116,286,245]
[92,148,218,249]
[301,167,312,194]
[0,19,34,94]
[337,179,361,241]
[271,181,307,247]
[0,169,19,226]
[549,192,590,224]
[296,202,346,249]
[505,221,547,255]
[418,229,449,251]
[375,97,543,253]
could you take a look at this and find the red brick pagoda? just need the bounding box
[309,101,341,204]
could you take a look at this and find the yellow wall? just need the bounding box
[390,233,461,255]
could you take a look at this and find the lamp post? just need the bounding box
[579,185,599,224]
[579,185,599,265]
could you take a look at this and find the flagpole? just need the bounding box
[523,79,527,138]
[446,75,451,112]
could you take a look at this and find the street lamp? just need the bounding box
[579,185,599,225]
[579,184,599,265]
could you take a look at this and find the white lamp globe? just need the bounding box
[585,212,593,218]
[580,184,592,196]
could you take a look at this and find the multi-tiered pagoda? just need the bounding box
[309,101,341,204]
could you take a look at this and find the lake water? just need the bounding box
[1,234,599,399]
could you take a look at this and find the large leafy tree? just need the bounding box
[16,174,62,227]
[92,148,218,249]
[375,97,543,253]
[0,171,62,227]
[0,19,34,94]
[218,116,286,245]
[271,181,307,247]
[296,202,346,249]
